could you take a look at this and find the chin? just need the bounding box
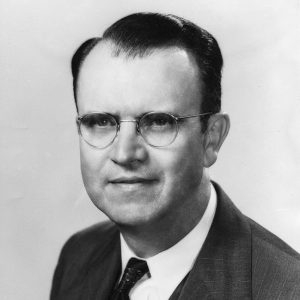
[90,196,150,225]
[108,211,153,228]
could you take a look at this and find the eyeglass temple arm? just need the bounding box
[176,112,213,120]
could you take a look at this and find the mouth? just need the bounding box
[108,176,158,185]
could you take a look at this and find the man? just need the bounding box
[51,13,300,299]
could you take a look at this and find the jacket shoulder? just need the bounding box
[248,218,300,299]
[61,220,119,261]
[249,218,300,260]
[50,221,120,299]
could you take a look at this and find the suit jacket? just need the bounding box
[50,183,300,299]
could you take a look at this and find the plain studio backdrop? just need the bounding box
[0,0,299,299]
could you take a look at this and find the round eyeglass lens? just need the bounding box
[79,113,117,148]
[139,113,178,147]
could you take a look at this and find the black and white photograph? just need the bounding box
[1,1,300,299]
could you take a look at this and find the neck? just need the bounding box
[118,174,211,258]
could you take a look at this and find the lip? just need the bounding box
[109,176,157,184]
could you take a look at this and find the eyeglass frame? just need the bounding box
[76,111,214,149]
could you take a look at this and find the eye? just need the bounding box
[81,114,116,128]
[141,113,175,130]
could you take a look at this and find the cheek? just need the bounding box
[79,142,107,189]
[159,139,204,192]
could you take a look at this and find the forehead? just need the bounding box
[77,43,202,115]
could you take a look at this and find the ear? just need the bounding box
[76,117,81,134]
[202,113,230,168]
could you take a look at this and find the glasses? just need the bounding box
[76,111,213,149]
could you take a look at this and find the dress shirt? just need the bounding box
[120,183,217,300]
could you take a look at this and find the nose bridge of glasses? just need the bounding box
[119,119,138,123]
[118,119,140,133]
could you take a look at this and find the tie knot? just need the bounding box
[117,257,149,294]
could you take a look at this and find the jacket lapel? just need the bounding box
[83,226,121,300]
[179,182,252,299]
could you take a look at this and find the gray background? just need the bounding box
[1,0,299,299]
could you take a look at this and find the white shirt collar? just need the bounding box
[120,183,217,300]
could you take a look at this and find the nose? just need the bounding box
[109,121,148,167]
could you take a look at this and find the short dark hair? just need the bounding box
[71,12,223,130]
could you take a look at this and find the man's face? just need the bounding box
[77,44,207,227]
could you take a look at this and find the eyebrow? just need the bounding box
[79,111,187,120]
[103,111,178,121]
[102,112,146,121]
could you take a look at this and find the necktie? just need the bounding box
[110,257,149,300]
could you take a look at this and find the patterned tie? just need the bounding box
[110,257,149,300]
